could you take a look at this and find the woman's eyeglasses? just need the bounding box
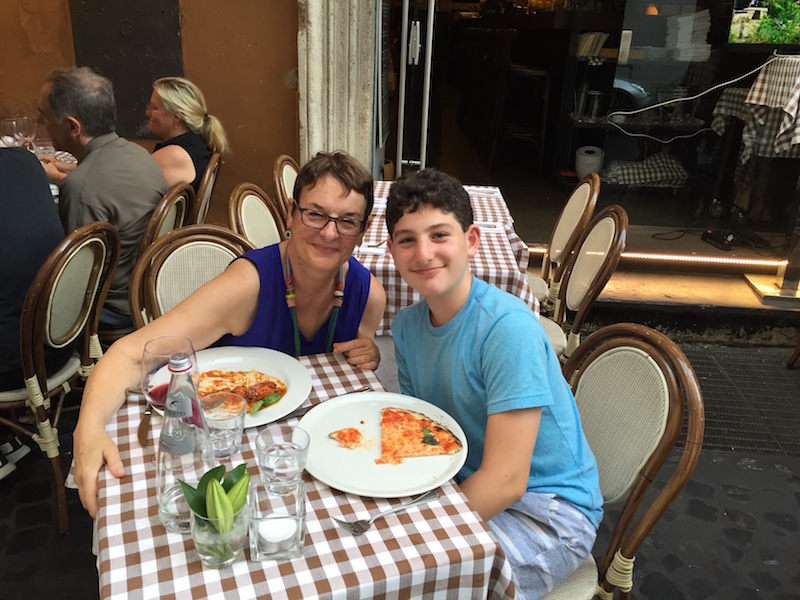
[295,206,364,236]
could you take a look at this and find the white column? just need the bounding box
[297,0,376,170]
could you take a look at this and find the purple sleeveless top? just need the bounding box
[220,244,371,356]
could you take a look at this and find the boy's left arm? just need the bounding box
[458,407,541,521]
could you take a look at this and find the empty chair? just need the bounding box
[228,182,286,248]
[129,224,255,328]
[542,322,704,599]
[0,222,119,533]
[539,204,628,360]
[273,154,300,224]
[532,173,599,315]
[190,152,221,224]
[138,182,194,255]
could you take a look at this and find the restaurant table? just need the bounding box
[358,181,537,334]
[96,352,516,599]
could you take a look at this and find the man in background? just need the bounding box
[37,66,168,329]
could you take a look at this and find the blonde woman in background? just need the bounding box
[146,76,229,191]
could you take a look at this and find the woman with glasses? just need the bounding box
[72,151,386,519]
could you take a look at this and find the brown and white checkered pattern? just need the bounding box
[96,352,516,599]
[746,56,800,154]
[362,183,535,334]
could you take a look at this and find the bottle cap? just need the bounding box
[168,353,193,373]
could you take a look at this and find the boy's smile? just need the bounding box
[388,206,480,323]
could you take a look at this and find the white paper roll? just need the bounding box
[575,146,604,180]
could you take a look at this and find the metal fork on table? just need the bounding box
[333,489,439,535]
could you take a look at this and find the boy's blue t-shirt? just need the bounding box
[392,277,603,528]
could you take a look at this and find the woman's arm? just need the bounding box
[73,259,260,517]
[458,407,541,521]
[151,144,196,188]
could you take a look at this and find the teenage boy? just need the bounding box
[385,168,603,599]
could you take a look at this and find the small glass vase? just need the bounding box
[189,505,249,568]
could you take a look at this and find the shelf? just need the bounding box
[568,114,707,133]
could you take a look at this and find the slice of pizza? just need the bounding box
[329,427,363,449]
[376,407,462,465]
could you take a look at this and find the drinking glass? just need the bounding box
[255,425,310,493]
[1,118,19,147]
[141,335,199,410]
[15,115,35,150]
[200,392,247,458]
[249,480,306,561]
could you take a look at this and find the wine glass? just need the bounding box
[1,117,20,147]
[15,115,36,150]
[141,335,200,410]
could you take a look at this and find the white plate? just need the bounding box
[150,347,312,428]
[299,391,467,498]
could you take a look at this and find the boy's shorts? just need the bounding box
[487,492,597,600]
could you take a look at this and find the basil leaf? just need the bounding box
[249,400,263,415]
[261,392,282,407]
[179,479,208,517]
[421,427,438,446]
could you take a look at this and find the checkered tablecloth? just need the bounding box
[745,56,800,155]
[361,182,535,334]
[601,150,688,188]
[96,352,516,600]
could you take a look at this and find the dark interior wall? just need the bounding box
[68,0,183,138]
[0,0,299,225]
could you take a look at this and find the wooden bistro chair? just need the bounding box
[0,222,119,533]
[228,182,287,248]
[190,152,221,225]
[541,322,705,600]
[273,154,300,224]
[137,183,194,256]
[129,224,255,328]
[539,204,628,361]
[787,340,800,369]
[531,173,599,316]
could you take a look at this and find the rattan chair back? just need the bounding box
[129,225,255,328]
[191,152,221,224]
[0,221,119,533]
[540,323,704,600]
[138,183,193,255]
[228,182,286,247]
[273,154,299,224]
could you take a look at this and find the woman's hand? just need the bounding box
[39,156,75,184]
[334,337,380,370]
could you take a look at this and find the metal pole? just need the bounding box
[395,0,410,178]
[419,0,436,170]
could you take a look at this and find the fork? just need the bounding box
[333,489,439,535]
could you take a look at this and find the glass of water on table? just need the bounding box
[255,425,310,493]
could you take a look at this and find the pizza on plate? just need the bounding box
[198,369,287,413]
[375,407,462,465]
[329,427,363,449]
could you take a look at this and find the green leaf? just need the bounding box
[261,392,282,407]
[197,464,226,495]
[226,472,251,513]
[421,427,438,446]
[222,463,249,492]
[179,480,208,517]
[249,400,263,415]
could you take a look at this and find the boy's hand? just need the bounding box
[333,337,380,370]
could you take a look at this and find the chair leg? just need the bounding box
[788,341,800,369]
[49,454,69,534]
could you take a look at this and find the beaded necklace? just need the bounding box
[284,249,344,357]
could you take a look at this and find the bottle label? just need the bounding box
[164,391,192,419]
[159,429,195,456]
